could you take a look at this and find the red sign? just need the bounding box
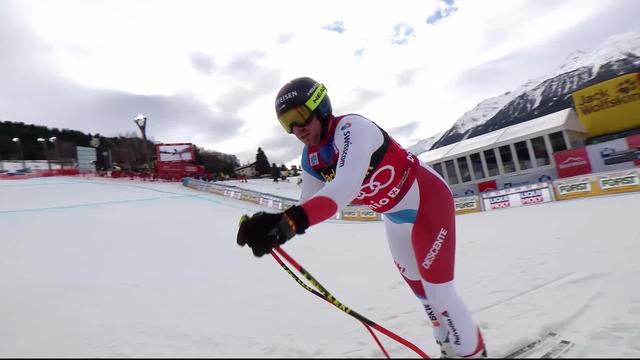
[554,148,592,178]
[478,180,497,193]
[626,134,640,166]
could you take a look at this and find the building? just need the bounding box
[419,108,587,196]
[235,162,257,178]
[419,72,640,197]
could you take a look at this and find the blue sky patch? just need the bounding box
[322,21,346,34]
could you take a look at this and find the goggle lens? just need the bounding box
[277,105,313,133]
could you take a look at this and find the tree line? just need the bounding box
[0,120,241,175]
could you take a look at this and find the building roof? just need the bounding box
[235,162,256,171]
[419,108,586,163]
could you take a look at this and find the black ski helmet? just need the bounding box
[274,77,333,132]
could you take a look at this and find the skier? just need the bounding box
[236,77,487,358]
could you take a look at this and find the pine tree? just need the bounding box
[255,147,270,176]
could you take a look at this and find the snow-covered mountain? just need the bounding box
[416,32,640,153]
[406,131,445,155]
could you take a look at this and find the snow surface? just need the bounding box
[1,176,640,358]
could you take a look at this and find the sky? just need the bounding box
[1,175,639,357]
[1,0,640,166]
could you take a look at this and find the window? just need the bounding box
[531,136,550,166]
[514,141,532,170]
[499,145,516,173]
[445,159,459,185]
[432,162,445,179]
[470,152,485,180]
[483,149,499,177]
[549,131,567,153]
[457,157,472,183]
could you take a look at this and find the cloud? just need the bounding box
[234,128,304,166]
[190,52,217,76]
[0,4,239,148]
[388,121,421,138]
[339,88,386,113]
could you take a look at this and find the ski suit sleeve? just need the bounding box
[300,115,384,226]
[299,167,325,203]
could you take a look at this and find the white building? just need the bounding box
[419,108,588,196]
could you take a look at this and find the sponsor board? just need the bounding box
[341,208,359,220]
[259,196,283,210]
[556,180,593,199]
[224,189,242,200]
[241,193,260,204]
[572,72,640,138]
[554,148,592,178]
[340,207,381,221]
[483,183,554,210]
[358,208,379,220]
[519,189,545,205]
[209,187,225,196]
[598,172,640,193]
[487,195,511,210]
[454,196,481,214]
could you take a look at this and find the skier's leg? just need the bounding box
[383,182,449,344]
[411,165,486,357]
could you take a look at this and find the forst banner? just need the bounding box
[571,72,640,137]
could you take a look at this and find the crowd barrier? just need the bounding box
[183,178,381,221]
[183,168,640,221]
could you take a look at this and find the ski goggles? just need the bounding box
[277,105,314,133]
[277,83,327,133]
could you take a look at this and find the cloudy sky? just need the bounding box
[1,0,639,166]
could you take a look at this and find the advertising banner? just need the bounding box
[341,208,359,220]
[224,189,242,200]
[478,179,498,193]
[596,170,640,194]
[241,192,260,204]
[454,196,482,214]
[259,195,283,210]
[625,133,640,166]
[571,72,640,137]
[554,178,594,200]
[358,208,379,221]
[482,182,553,210]
[586,138,635,173]
[554,148,592,178]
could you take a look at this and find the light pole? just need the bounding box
[133,114,151,171]
[12,137,26,170]
[37,137,52,171]
[48,137,59,169]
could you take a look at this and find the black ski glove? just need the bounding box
[236,205,309,257]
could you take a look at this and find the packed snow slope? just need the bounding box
[1,177,639,358]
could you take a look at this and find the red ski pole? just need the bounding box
[271,246,430,359]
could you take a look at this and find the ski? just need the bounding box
[540,339,574,359]
[503,332,561,358]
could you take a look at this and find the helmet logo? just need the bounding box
[276,91,298,105]
[305,84,327,111]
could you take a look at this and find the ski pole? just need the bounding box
[270,247,390,359]
[272,246,430,359]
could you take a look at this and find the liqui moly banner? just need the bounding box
[482,182,553,210]
[554,148,592,178]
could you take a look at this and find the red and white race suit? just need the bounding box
[298,114,484,356]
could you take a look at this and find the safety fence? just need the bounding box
[184,168,640,222]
